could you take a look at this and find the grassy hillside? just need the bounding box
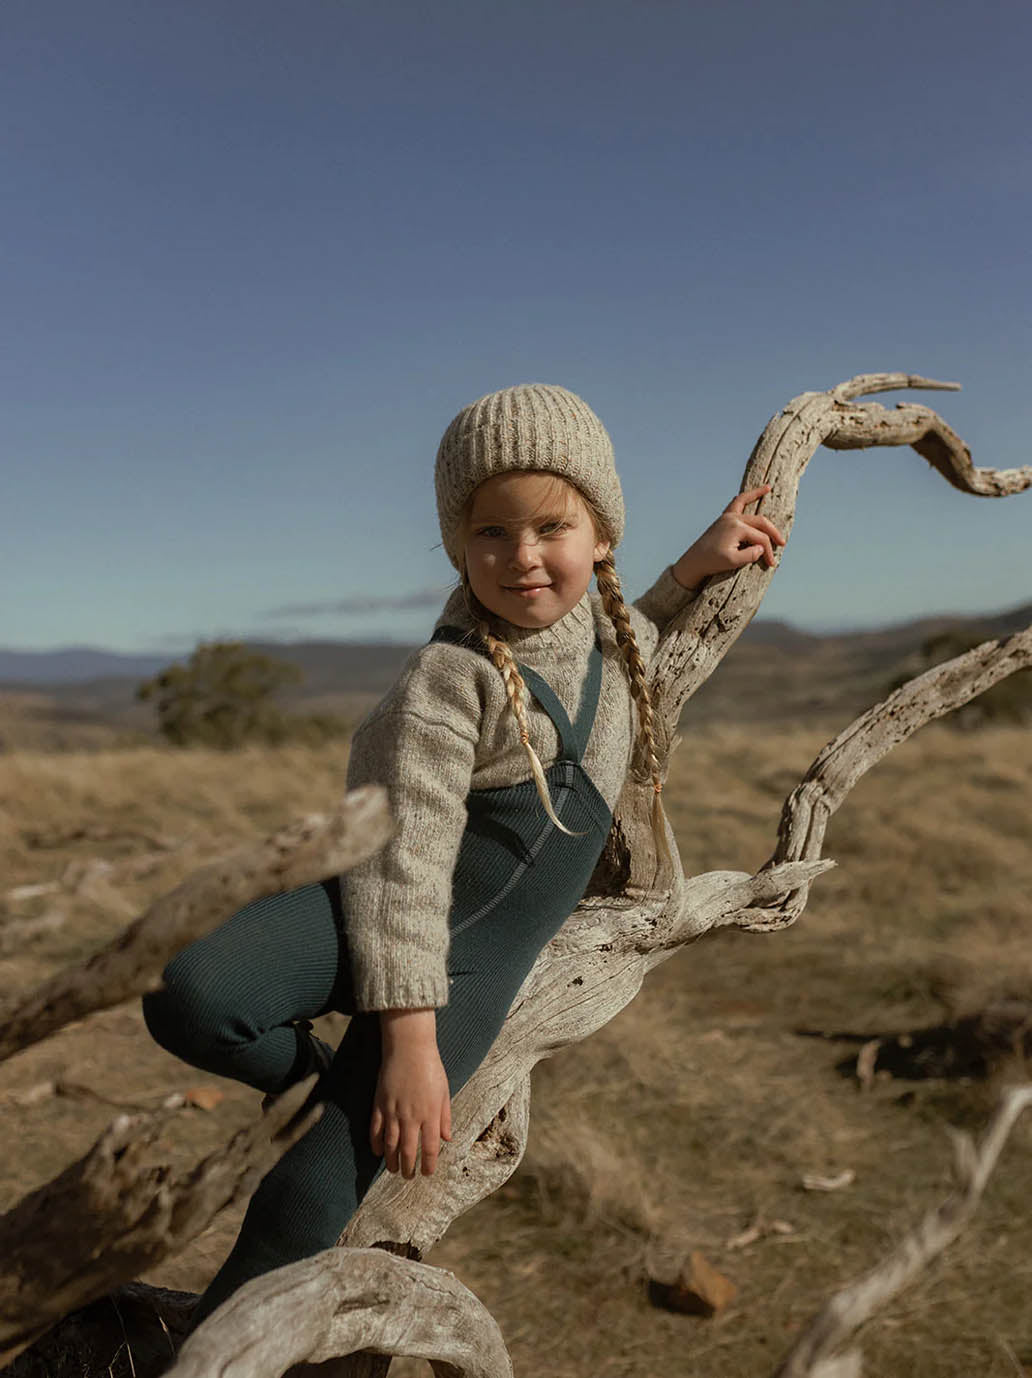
[1,721,1030,1375]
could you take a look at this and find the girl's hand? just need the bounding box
[370,1009,452,1178]
[672,484,787,591]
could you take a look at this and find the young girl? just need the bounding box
[143,383,784,1324]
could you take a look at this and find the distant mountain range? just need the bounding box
[0,641,416,692]
[0,601,1027,745]
[1,603,1027,689]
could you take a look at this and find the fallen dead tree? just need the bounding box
[1,373,1030,1377]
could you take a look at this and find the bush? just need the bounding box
[137,641,306,748]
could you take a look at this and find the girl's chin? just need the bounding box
[491,591,574,629]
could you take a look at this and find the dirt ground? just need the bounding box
[2,720,1031,1376]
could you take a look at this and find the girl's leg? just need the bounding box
[189,950,525,1327]
[188,1010,382,1326]
[142,880,346,1095]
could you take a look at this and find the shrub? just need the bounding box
[137,641,304,748]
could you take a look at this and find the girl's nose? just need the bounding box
[509,536,540,570]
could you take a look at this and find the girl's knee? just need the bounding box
[142,948,237,1064]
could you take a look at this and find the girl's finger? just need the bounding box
[400,1123,420,1179]
[725,484,771,514]
[733,523,776,568]
[741,513,786,545]
[369,1106,384,1155]
[757,534,777,567]
[420,1119,440,1176]
[441,1097,452,1142]
[383,1118,401,1174]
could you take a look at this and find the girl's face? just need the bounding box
[463,472,610,630]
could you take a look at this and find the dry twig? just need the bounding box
[771,1085,1032,1378]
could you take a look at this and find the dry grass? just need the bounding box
[2,722,1031,1377]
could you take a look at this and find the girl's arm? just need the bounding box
[343,645,483,1012]
[343,641,487,1176]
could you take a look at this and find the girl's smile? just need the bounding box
[463,472,611,629]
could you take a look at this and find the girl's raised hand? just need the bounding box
[671,484,786,592]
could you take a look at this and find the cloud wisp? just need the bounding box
[262,588,451,620]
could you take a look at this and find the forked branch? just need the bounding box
[3,374,1028,1378]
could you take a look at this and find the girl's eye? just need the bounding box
[540,520,568,535]
[476,525,506,539]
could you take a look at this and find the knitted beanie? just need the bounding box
[435,383,625,568]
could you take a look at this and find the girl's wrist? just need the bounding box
[671,551,707,591]
[379,1007,438,1051]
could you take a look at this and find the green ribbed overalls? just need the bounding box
[145,629,611,1323]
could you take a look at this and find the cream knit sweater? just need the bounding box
[342,567,693,1011]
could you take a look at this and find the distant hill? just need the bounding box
[0,648,171,684]
[0,640,416,691]
[0,601,1027,747]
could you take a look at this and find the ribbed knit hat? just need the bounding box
[435,383,625,568]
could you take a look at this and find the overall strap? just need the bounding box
[430,625,603,764]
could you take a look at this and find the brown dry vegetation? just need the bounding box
[2,720,1031,1377]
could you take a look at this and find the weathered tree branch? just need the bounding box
[338,622,1032,1262]
[0,787,391,1065]
[4,375,1029,1378]
[267,376,1032,1375]
[739,625,1032,931]
[771,1084,1032,1378]
[0,1078,321,1365]
[168,1248,512,1378]
[648,372,1032,754]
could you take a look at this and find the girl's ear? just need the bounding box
[593,538,611,564]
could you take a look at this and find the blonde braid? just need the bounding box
[460,572,582,837]
[594,552,672,871]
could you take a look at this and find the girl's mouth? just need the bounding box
[504,584,552,596]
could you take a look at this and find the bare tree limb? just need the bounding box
[342,621,1030,1271]
[771,1085,1032,1378]
[0,1077,321,1365]
[647,373,1032,757]
[0,786,392,1065]
[168,1248,512,1378]
[740,625,1032,931]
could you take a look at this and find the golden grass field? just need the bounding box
[1,718,1030,1376]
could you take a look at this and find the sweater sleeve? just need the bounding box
[628,566,700,663]
[634,565,698,631]
[341,644,484,1011]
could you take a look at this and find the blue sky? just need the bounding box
[4,0,1030,652]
